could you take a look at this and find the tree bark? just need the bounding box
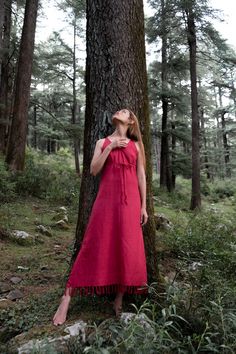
[160,0,172,192]
[5,0,39,171]
[73,0,159,284]
[186,5,201,210]
[218,86,230,178]
[0,0,12,154]
[72,13,81,176]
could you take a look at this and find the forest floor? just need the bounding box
[0,197,151,351]
[0,191,236,352]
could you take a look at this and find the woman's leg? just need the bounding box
[113,291,124,316]
[52,292,71,326]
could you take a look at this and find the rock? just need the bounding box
[58,206,67,212]
[0,282,11,294]
[17,336,69,354]
[64,320,87,342]
[40,265,49,271]
[17,266,29,271]
[12,230,30,239]
[63,215,69,223]
[0,298,15,309]
[35,225,52,237]
[7,289,24,301]
[188,261,203,271]
[154,213,172,231]
[16,320,87,354]
[53,220,69,230]
[52,206,69,224]
[10,277,22,284]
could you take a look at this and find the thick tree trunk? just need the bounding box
[186,7,201,210]
[0,0,12,154]
[73,0,159,284]
[160,0,172,192]
[5,0,39,171]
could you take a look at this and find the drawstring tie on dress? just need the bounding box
[114,162,135,205]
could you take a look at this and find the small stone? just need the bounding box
[0,282,11,294]
[12,230,30,239]
[7,289,24,301]
[63,215,69,223]
[40,265,48,271]
[17,266,29,271]
[0,298,15,309]
[64,320,87,342]
[58,206,67,212]
[10,276,22,284]
[54,220,69,229]
[54,244,61,248]
[36,225,52,236]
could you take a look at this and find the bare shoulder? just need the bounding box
[134,140,140,153]
[96,138,105,147]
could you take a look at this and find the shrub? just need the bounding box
[0,156,16,202]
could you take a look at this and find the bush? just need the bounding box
[0,156,16,202]
[0,148,80,206]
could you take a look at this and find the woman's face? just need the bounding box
[112,109,131,125]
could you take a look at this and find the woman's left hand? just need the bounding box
[140,207,148,226]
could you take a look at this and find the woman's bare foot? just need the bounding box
[113,291,124,317]
[52,295,71,326]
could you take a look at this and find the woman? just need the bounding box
[53,108,148,326]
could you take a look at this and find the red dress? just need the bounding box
[64,137,148,296]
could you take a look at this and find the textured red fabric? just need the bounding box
[64,137,148,296]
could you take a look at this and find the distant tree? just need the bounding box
[5,0,39,171]
[0,0,12,154]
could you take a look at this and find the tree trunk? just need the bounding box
[186,6,201,210]
[0,0,12,154]
[171,119,176,188]
[5,0,39,171]
[73,0,159,284]
[32,105,37,148]
[72,14,81,176]
[218,86,230,178]
[160,0,172,192]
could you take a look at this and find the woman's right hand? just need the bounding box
[110,137,129,150]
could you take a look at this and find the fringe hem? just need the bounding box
[64,283,149,297]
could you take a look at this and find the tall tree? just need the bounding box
[0,0,12,154]
[184,0,201,209]
[73,0,159,283]
[5,0,39,171]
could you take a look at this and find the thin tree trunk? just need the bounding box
[5,0,39,171]
[186,6,201,210]
[73,0,159,284]
[218,86,230,178]
[72,14,81,175]
[32,105,37,148]
[171,118,176,189]
[160,0,172,192]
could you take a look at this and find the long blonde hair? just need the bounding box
[125,109,146,172]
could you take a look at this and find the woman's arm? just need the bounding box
[135,142,148,225]
[90,137,130,176]
[90,139,112,176]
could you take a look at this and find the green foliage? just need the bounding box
[13,148,80,206]
[0,156,16,202]
[0,148,80,207]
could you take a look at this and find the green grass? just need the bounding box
[1,154,236,352]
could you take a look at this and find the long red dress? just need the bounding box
[64,137,148,296]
